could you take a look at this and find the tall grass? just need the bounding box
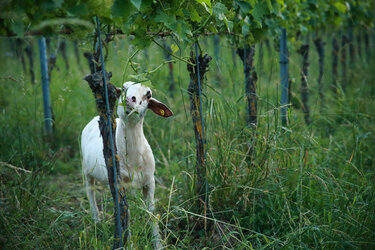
[0,35,374,249]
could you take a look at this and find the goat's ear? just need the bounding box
[148,98,173,118]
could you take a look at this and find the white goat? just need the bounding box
[81,81,173,247]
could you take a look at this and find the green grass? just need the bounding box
[0,35,374,249]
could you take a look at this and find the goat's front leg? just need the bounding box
[143,177,162,250]
[85,175,100,222]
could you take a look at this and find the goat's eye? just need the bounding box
[132,96,136,102]
[146,91,151,99]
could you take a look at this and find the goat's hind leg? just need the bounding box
[143,178,162,249]
[85,175,101,222]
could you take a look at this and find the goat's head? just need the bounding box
[117,81,173,122]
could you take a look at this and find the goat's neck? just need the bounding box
[126,118,144,139]
[118,116,145,144]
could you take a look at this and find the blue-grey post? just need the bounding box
[214,35,220,61]
[38,37,53,135]
[280,28,289,126]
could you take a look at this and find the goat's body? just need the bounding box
[81,116,155,189]
[82,115,159,247]
[81,115,156,224]
[81,116,108,184]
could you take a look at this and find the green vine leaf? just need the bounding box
[195,0,212,15]
[266,0,273,12]
[242,22,250,36]
[334,2,347,13]
[112,0,132,18]
[252,1,268,23]
[171,44,179,54]
[41,0,64,11]
[237,1,252,14]
[190,8,202,23]
[10,20,25,36]
[154,10,177,30]
[67,3,90,16]
[130,0,142,10]
[176,9,184,17]
[213,2,231,31]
